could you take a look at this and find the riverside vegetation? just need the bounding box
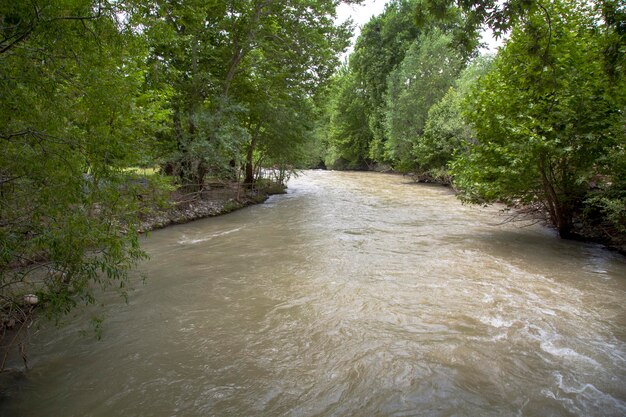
[0,0,353,369]
[1,0,625,369]
[319,0,625,247]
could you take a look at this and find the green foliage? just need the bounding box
[135,0,243,184]
[582,122,626,236]
[321,0,624,247]
[451,0,626,238]
[414,0,483,59]
[418,56,493,176]
[384,29,464,172]
[416,0,535,38]
[325,68,372,169]
[138,0,353,186]
[0,0,172,364]
[351,0,422,162]
[321,0,481,170]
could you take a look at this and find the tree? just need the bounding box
[228,0,353,184]
[1,0,167,366]
[451,0,626,238]
[416,0,536,38]
[138,0,354,187]
[134,0,241,186]
[417,55,492,180]
[350,0,422,163]
[329,0,480,168]
[383,29,464,172]
[583,0,626,239]
[325,68,372,169]
[239,62,317,184]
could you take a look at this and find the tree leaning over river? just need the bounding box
[451,0,626,240]
[0,0,358,368]
[1,0,158,368]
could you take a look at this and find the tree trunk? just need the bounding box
[224,47,244,97]
[538,154,573,239]
[244,132,258,186]
[222,1,269,97]
[244,160,254,186]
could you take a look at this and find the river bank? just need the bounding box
[0,179,286,372]
[137,180,286,233]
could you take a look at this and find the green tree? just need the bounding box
[138,0,353,187]
[417,55,492,180]
[1,0,167,366]
[228,0,353,184]
[135,0,239,186]
[584,0,626,239]
[331,0,479,167]
[416,0,535,38]
[350,0,422,163]
[325,68,372,169]
[452,0,626,238]
[384,29,464,172]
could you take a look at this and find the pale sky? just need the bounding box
[335,0,503,59]
[336,0,389,29]
[335,0,390,59]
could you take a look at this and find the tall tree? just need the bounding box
[135,0,239,186]
[138,0,354,186]
[451,0,626,238]
[229,0,353,184]
[350,0,422,163]
[417,55,492,180]
[325,68,372,169]
[1,0,165,363]
[384,29,464,172]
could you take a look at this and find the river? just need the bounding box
[2,170,625,416]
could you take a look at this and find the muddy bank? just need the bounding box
[138,181,286,233]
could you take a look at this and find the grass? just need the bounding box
[123,167,160,176]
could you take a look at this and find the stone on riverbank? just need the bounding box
[138,181,285,233]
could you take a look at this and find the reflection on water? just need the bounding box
[2,171,625,417]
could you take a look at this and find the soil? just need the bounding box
[138,181,286,233]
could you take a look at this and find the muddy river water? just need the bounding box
[2,170,625,416]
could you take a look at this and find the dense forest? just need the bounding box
[1,0,625,366]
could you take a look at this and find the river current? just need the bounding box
[2,170,625,416]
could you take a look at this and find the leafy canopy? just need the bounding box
[452,0,626,237]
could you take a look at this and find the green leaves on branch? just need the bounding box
[1,0,170,357]
[419,56,492,178]
[452,0,626,238]
[138,0,353,185]
[384,29,463,172]
[325,68,372,169]
[323,0,483,172]
[321,0,624,244]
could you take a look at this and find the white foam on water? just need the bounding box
[540,342,602,368]
[178,227,243,244]
[538,308,557,316]
[550,372,626,415]
[479,315,515,328]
